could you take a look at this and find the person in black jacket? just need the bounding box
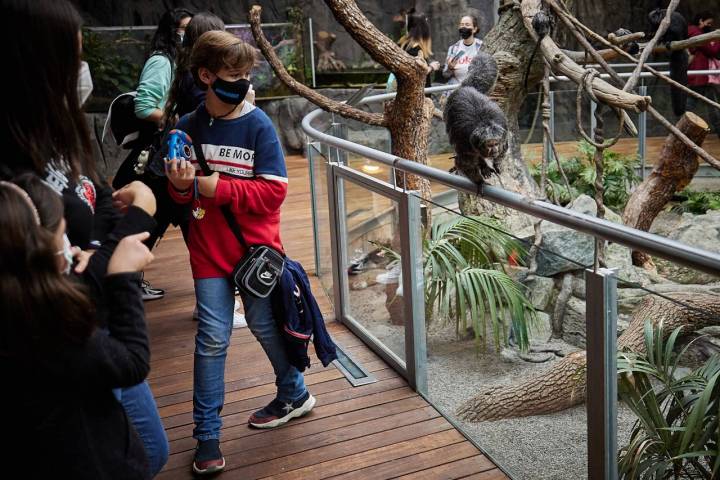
[0,178,155,479]
[0,0,169,475]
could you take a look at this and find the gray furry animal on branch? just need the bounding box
[444,51,508,185]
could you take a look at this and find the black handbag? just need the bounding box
[191,116,285,298]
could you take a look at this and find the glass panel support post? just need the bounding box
[399,191,427,394]
[307,140,322,277]
[585,268,618,480]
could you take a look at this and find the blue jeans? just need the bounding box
[192,277,307,441]
[113,382,169,477]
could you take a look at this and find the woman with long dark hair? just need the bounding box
[165,12,226,120]
[398,9,440,88]
[133,7,193,125]
[112,7,194,302]
[0,0,169,476]
[0,176,155,479]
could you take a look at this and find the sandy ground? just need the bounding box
[347,276,636,480]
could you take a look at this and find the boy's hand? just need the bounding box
[166,157,195,192]
[197,172,220,198]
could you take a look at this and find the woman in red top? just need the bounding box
[687,11,720,136]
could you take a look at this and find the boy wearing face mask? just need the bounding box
[442,14,483,85]
[166,30,313,476]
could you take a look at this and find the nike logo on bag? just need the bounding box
[260,272,273,280]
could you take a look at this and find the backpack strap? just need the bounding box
[189,112,250,252]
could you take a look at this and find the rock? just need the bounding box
[516,195,626,277]
[670,211,720,253]
[561,296,587,349]
[651,211,720,284]
[531,229,594,276]
[565,194,623,224]
[525,276,555,311]
[529,311,552,344]
[572,274,586,299]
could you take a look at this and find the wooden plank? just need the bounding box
[161,377,410,429]
[169,393,428,454]
[268,430,471,480]
[164,378,411,443]
[158,410,448,478]
[392,455,500,480]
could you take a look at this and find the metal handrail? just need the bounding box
[84,22,292,32]
[301,89,720,276]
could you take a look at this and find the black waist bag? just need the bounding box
[192,114,284,298]
[231,245,285,298]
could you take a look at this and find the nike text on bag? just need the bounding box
[231,245,285,298]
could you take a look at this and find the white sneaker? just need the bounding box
[376,263,401,284]
[233,299,247,328]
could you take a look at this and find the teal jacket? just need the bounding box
[134,54,173,119]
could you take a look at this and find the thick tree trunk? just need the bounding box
[458,5,541,231]
[622,112,708,268]
[457,293,720,422]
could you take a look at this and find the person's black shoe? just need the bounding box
[192,439,225,475]
[248,391,316,429]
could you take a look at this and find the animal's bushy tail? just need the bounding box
[461,51,498,94]
[669,50,688,116]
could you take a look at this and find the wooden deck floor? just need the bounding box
[142,155,507,479]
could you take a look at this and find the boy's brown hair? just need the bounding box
[190,30,256,88]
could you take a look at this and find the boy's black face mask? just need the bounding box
[212,77,250,105]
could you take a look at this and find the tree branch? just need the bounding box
[249,5,386,127]
[562,32,644,63]
[624,0,680,93]
[652,29,720,53]
[544,0,720,171]
[322,0,428,82]
[520,0,650,113]
[564,13,720,112]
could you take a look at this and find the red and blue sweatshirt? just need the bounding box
[168,102,287,279]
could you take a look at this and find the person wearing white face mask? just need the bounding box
[442,14,483,85]
[0,176,156,480]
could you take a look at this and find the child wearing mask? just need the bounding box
[166,30,314,475]
[1,176,156,479]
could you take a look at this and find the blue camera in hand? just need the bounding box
[167,129,193,161]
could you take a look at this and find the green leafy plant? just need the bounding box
[671,190,720,215]
[530,140,641,211]
[617,321,720,479]
[378,215,535,352]
[81,29,140,100]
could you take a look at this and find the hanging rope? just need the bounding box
[575,69,625,149]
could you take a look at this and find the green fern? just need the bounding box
[529,140,640,211]
[617,322,720,479]
[377,215,535,352]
